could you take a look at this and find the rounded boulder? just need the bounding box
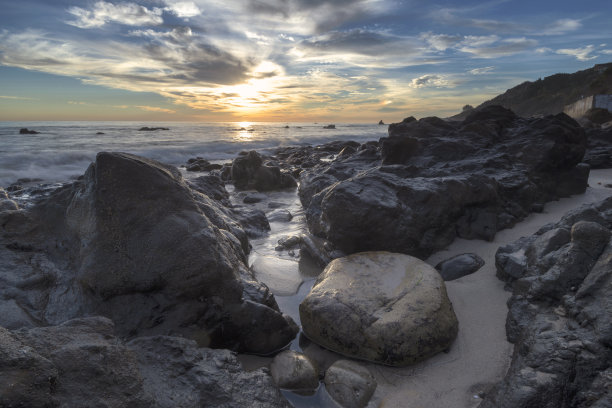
[299,251,458,366]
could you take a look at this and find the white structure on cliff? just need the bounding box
[564,94,612,118]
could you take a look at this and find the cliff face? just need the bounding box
[451,63,612,119]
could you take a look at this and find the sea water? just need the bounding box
[0,121,386,187]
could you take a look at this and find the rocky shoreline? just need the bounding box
[2,106,612,407]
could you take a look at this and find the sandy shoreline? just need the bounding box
[365,168,612,408]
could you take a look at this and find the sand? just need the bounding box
[366,168,612,408]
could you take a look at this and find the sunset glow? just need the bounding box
[0,0,610,122]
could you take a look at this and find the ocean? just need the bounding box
[0,121,387,187]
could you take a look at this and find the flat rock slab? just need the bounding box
[299,251,458,366]
[251,255,302,296]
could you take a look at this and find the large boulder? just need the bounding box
[482,197,612,407]
[299,252,458,366]
[0,152,297,354]
[299,106,589,258]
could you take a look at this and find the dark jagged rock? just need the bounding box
[435,253,485,281]
[583,125,612,169]
[323,124,336,129]
[0,152,297,354]
[231,150,297,191]
[378,120,385,125]
[138,127,169,131]
[0,316,291,407]
[19,128,39,134]
[298,106,589,259]
[186,157,223,172]
[482,197,612,408]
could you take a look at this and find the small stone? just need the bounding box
[269,350,319,393]
[435,253,485,281]
[324,360,376,408]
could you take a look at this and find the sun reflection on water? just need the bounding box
[235,121,254,141]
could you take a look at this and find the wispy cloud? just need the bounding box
[556,45,597,61]
[458,37,537,58]
[0,95,37,100]
[136,105,176,114]
[67,1,164,29]
[538,18,582,36]
[409,74,455,88]
[468,66,495,75]
[163,1,201,18]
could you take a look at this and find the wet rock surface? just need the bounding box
[435,252,485,281]
[324,359,377,408]
[482,196,612,408]
[0,152,297,354]
[231,150,297,191]
[294,106,589,258]
[270,350,319,393]
[299,251,458,366]
[0,316,291,407]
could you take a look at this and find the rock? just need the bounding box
[299,106,589,258]
[378,120,385,125]
[243,192,267,203]
[129,335,292,408]
[138,127,169,131]
[0,316,291,407]
[231,206,270,238]
[186,157,223,172]
[299,252,458,366]
[231,151,296,191]
[323,124,336,129]
[19,128,39,134]
[276,235,301,251]
[267,209,293,223]
[188,174,230,205]
[0,152,296,354]
[2,316,152,407]
[435,253,485,281]
[96,132,105,135]
[482,197,612,407]
[0,187,18,211]
[324,360,377,408]
[269,350,319,393]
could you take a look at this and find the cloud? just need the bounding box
[602,50,612,55]
[539,18,582,36]
[468,66,494,75]
[420,32,462,52]
[163,1,201,18]
[409,74,454,88]
[0,95,37,100]
[67,1,163,28]
[136,105,176,114]
[458,37,537,58]
[433,7,522,33]
[556,45,597,61]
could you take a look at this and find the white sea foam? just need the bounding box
[0,121,387,187]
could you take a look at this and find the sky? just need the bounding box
[0,0,610,122]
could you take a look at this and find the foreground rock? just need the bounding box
[0,152,297,354]
[482,197,612,407]
[0,316,290,407]
[435,253,485,281]
[269,350,319,393]
[324,360,377,408]
[299,252,458,366]
[298,106,589,258]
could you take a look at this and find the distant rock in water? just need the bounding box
[323,124,336,129]
[138,127,169,131]
[96,132,105,135]
[19,128,39,134]
[298,105,589,258]
[378,120,385,125]
[0,152,297,354]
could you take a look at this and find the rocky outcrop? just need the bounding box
[0,152,297,354]
[299,252,458,366]
[0,316,291,407]
[19,128,39,134]
[231,150,297,191]
[583,125,612,169]
[482,197,612,407]
[298,106,589,258]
